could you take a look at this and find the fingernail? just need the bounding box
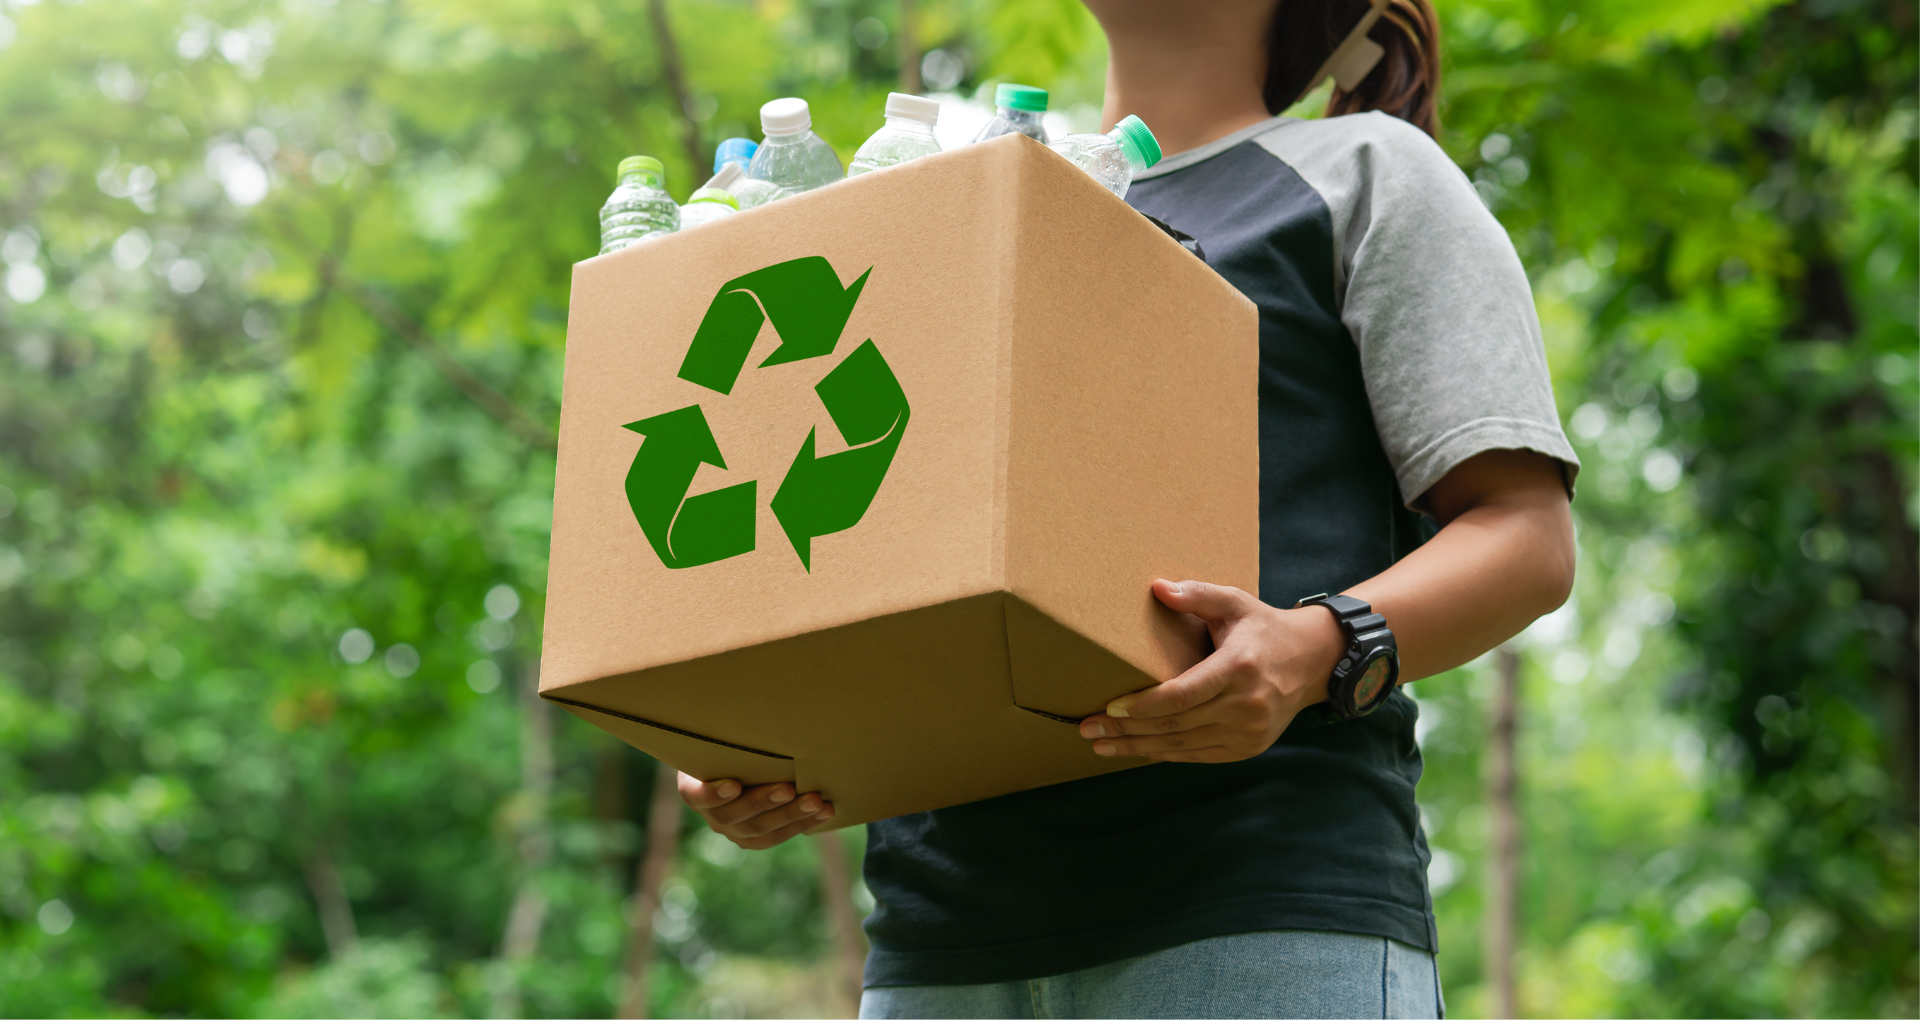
[1163,580,1181,594]
[1093,741,1117,756]
[1107,698,1134,719]
[717,781,740,799]
[1081,720,1107,738]
[818,803,836,818]
[769,787,793,804]
[800,795,822,813]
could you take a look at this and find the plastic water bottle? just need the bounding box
[598,156,680,254]
[847,93,942,177]
[972,83,1050,144]
[1046,115,1162,200]
[710,137,780,209]
[713,136,756,173]
[678,187,740,230]
[749,98,844,202]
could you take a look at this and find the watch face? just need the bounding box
[1352,654,1393,710]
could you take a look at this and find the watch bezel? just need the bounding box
[1344,644,1399,716]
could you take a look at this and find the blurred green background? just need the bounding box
[0,0,1913,1015]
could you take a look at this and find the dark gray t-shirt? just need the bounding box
[860,112,1578,988]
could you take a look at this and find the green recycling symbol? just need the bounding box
[622,256,910,572]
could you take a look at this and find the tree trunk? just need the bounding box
[620,764,684,1020]
[647,0,706,180]
[897,0,921,93]
[1862,446,1919,819]
[302,749,359,959]
[495,662,554,1018]
[1485,646,1522,1018]
[596,741,632,874]
[815,829,868,1013]
[304,841,359,957]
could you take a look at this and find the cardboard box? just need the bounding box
[541,134,1259,827]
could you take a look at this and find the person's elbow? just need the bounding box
[1426,449,1578,620]
[1526,494,1577,617]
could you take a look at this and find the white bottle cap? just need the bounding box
[760,97,812,137]
[706,162,746,192]
[884,92,941,126]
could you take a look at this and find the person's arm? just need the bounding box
[1079,448,1574,762]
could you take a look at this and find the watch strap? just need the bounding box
[1294,592,1373,620]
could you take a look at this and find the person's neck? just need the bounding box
[1099,37,1273,158]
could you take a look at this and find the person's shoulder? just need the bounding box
[1256,111,1462,185]
[1259,110,1466,218]
[1290,110,1437,147]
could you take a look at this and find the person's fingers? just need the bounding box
[1079,704,1221,739]
[1105,650,1242,720]
[721,792,833,839]
[722,799,819,839]
[677,773,742,810]
[1150,579,1257,624]
[1088,724,1236,759]
[734,809,836,851]
[703,782,800,826]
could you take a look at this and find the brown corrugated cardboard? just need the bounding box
[541,133,1259,828]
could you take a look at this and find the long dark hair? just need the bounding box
[1263,0,1443,138]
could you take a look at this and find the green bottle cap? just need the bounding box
[1110,115,1162,169]
[617,155,664,178]
[688,187,739,209]
[994,83,1049,112]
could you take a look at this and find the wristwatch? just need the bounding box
[1293,593,1399,719]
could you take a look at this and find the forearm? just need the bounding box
[1083,451,1572,762]
[1344,465,1575,682]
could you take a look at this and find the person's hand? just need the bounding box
[677,774,836,849]
[1077,579,1346,762]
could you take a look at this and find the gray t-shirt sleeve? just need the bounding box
[1257,112,1580,509]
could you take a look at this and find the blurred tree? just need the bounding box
[0,1,903,1015]
[1430,0,1917,1012]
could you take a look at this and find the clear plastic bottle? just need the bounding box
[710,137,780,209]
[678,186,740,230]
[847,93,943,177]
[598,156,680,254]
[972,83,1050,144]
[748,98,844,202]
[1046,115,1163,200]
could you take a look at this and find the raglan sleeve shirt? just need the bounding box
[1259,111,1580,505]
[859,113,1582,992]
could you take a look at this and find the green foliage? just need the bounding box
[1426,0,1918,1013]
[978,0,1101,99]
[0,0,1911,1016]
[259,937,456,1019]
[0,0,886,1015]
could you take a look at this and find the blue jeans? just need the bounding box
[859,930,1443,1019]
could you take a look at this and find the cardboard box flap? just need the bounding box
[550,700,797,789]
[1003,594,1182,720]
[550,593,1145,825]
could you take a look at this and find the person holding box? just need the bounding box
[680,0,1580,1015]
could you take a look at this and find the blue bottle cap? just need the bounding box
[714,138,758,173]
